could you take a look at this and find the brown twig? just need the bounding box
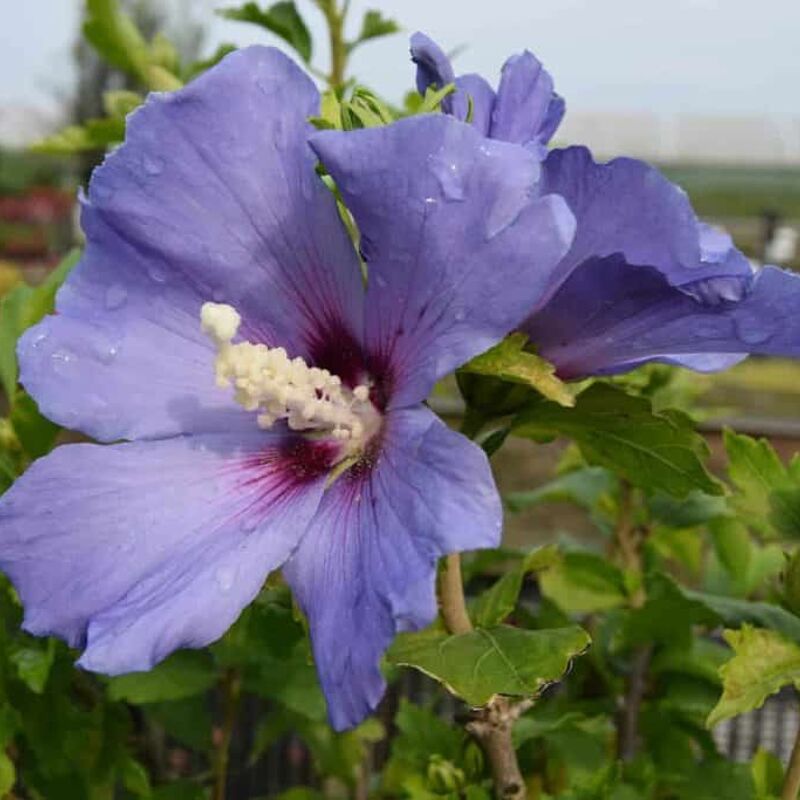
[438,554,529,799]
[613,481,651,761]
[212,668,242,800]
[783,697,800,800]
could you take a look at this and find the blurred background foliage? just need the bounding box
[1,2,800,799]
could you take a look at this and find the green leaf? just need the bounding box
[386,700,464,776]
[0,750,14,796]
[0,248,79,404]
[107,650,217,703]
[350,10,400,50]
[10,391,60,459]
[469,546,559,628]
[0,287,31,401]
[10,639,56,694]
[540,550,628,614]
[769,487,800,538]
[309,89,343,130]
[724,429,791,535]
[147,697,212,750]
[418,83,457,114]
[343,86,394,129]
[32,117,126,154]
[648,490,728,528]
[103,89,143,118]
[388,624,589,706]
[629,572,800,648]
[506,466,616,513]
[152,781,207,800]
[751,748,784,799]
[707,625,800,726]
[0,451,16,494]
[784,549,800,616]
[150,32,180,73]
[513,383,721,497]
[219,2,312,62]
[83,0,151,79]
[120,757,152,797]
[708,517,752,582]
[462,333,574,407]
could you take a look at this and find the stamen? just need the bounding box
[201,302,372,441]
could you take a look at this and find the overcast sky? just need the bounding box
[3,0,799,116]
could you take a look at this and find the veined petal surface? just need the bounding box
[527,256,800,379]
[0,432,333,672]
[284,406,501,729]
[19,46,363,442]
[311,115,575,408]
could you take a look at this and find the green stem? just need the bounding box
[439,553,473,635]
[212,669,242,800]
[318,0,348,90]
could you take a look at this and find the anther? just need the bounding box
[201,302,373,442]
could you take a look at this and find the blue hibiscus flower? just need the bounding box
[0,46,575,730]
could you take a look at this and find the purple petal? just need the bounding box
[538,147,753,308]
[526,256,800,379]
[456,73,497,136]
[490,51,564,147]
[20,46,363,442]
[311,115,575,408]
[0,432,335,672]
[283,406,501,730]
[409,32,467,119]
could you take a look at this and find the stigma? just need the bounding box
[201,302,374,442]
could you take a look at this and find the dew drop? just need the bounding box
[215,565,236,593]
[31,330,49,349]
[147,264,167,284]
[429,154,465,201]
[50,349,76,375]
[240,517,258,533]
[104,283,128,310]
[734,311,775,345]
[142,153,164,176]
[273,117,289,150]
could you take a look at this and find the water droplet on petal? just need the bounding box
[734,311,774,345]
[240,517,258,533]
[142,154,164,176]
[51,349,76,375]
[31,330,49,349]
[429,154,465,201]
[273,117,289,150]
[215,565,236,593]
[147,264,167,284]
[104,284,128,310]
